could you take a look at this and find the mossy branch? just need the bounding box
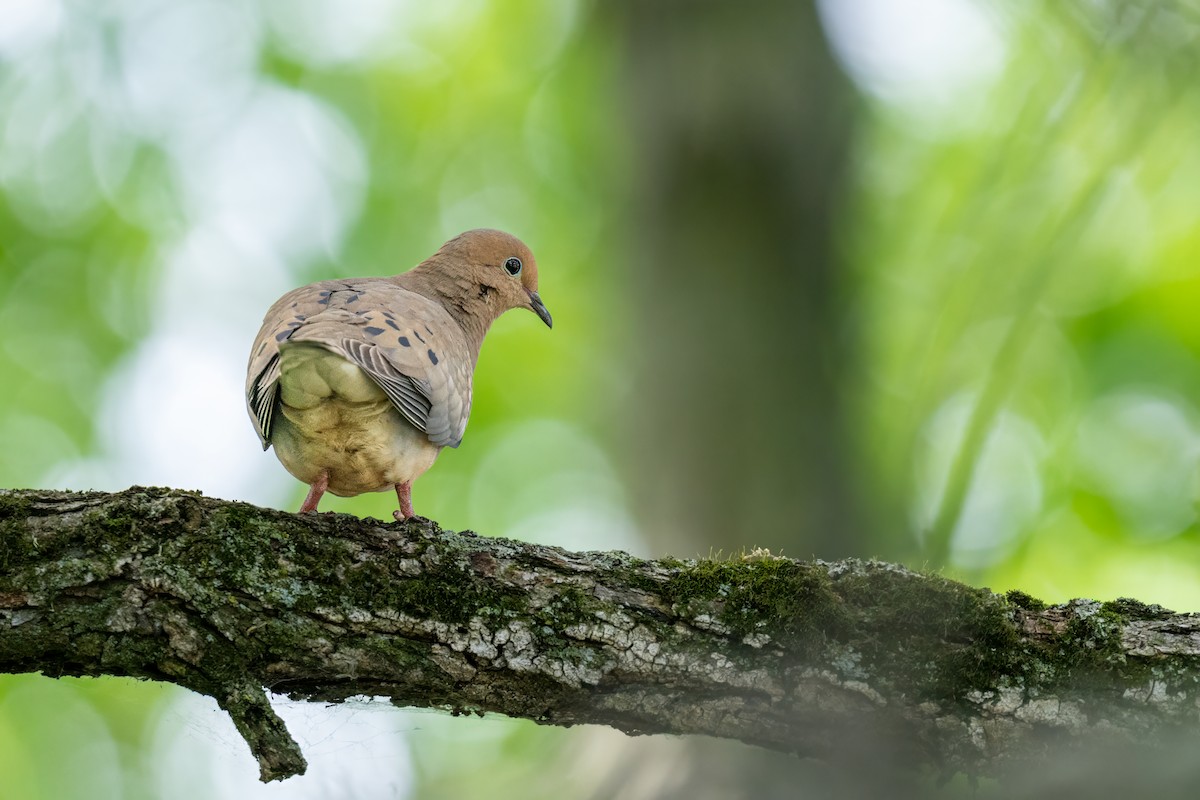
[3,487,1200,782]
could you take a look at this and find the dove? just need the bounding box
[246,229,552,520]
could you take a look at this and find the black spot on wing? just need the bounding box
[317,291,331,305]
[428,349,439,365]
[275,319,304,342]
[398,336,410,347]
[364,326,385,336]
[414,329,426,344]
[386,319,400,331]
[425,325,433,335]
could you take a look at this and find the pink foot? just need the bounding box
[299,471,329,513]
[393,481,414,521]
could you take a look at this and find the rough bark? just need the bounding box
[2,487,1200,783]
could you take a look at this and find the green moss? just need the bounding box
[624,557,1039,702]
[1005,589,1047,611]
[655,557,846,648]
[1101,597,1174,621]
[621,561,672,596]
[1034,603,1134,693]
[527,586,615,666]
[0,491,31,521]
[834,565,1025,701]
[78,510,143,557]
[341,553,525,626]
[1002,598,1182,695]
[123,498,532,629]
[538,585,602,627]
[0,492,33,572]
[177,504,335,612]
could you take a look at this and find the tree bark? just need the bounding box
[2,487,1200,783]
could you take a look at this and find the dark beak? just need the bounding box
[528,291,553,328]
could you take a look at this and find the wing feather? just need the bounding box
[245,279,474,449]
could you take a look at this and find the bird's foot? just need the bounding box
[393,481,415,521]
[299,471,330,513]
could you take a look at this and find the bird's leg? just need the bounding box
[299,471,329,513]
[393,481,414,521]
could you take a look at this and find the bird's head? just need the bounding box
[433,228,553,329]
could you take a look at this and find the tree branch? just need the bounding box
[2,487,1199,782]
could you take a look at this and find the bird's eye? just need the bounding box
[504,257,522,276]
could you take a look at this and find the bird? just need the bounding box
[245,228,552,520]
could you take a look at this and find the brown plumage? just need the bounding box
[245,229,552,519]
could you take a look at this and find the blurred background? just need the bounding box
[2,0,1200,797]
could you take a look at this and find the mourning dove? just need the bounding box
[246,229,552,520]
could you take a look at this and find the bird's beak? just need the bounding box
[528,291,553,329]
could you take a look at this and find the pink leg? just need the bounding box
[299,471,329,513]
[393,481,414,521]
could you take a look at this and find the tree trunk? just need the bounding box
[616,0,864,559]
[3,487,1200,783]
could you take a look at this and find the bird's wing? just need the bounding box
[245,280,474,449]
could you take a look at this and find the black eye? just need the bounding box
[504,257,522,276]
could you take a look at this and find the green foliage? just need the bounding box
[845,3,1200,606]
